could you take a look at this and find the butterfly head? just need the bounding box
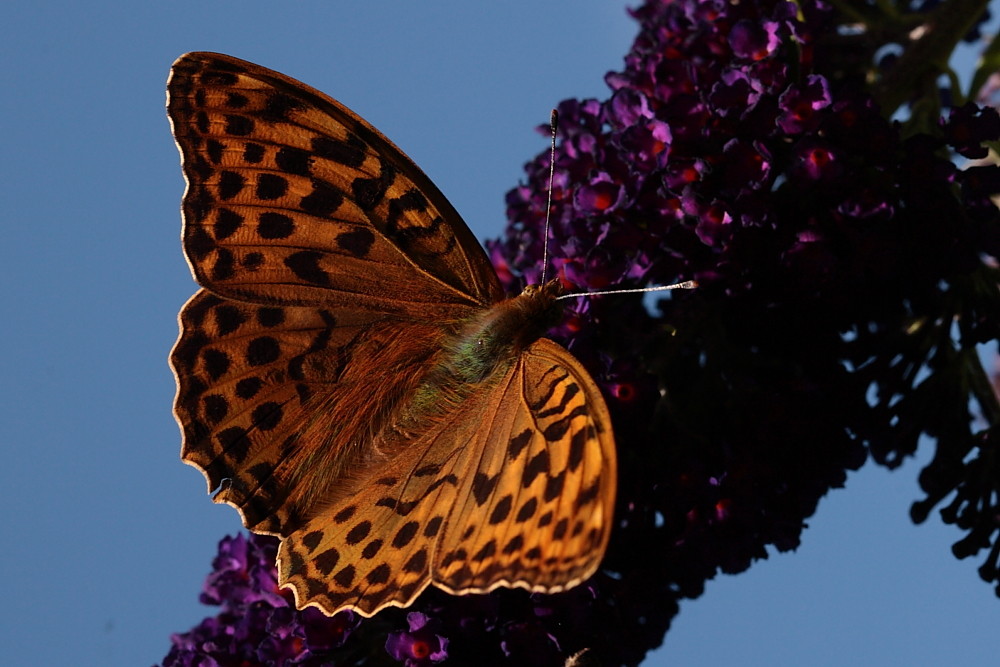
[507,278,565,347]
[520,278,564,301]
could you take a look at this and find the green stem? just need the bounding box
[966,344,1000,428]
[872,0,990,116]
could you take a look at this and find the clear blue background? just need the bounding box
[2,2,998,665]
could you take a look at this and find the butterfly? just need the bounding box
[167,52,616,617]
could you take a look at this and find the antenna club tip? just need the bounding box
[550,109,559,130]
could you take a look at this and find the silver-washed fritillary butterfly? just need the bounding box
[167,52,616,617]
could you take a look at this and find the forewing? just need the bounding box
[167,52,503,314]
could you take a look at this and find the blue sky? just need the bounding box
[2,2,998,665]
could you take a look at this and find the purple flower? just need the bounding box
[199,533,285,609]
[788,139,839,183]
[299,607,359,652]
[385,612,449,665]
[776,75,832,134]
[159,534,361,667]
[942,103,1000,159]
[729,19,781,60]
[573,176,623,214]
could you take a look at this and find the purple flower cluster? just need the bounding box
[160,534,619,666]
[162,1,1000,664]
[491,0,1000,657]
[160,534,361,666]
[385,613,448,665]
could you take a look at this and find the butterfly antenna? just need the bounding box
[557,280,698,300]
[540,109,558,285]
[537,109,697,300]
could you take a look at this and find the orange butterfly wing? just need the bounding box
[168,52,617,617]
[168,52,502,313]
[277,339,616,616]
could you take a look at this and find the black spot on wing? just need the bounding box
[346,521,372,545]
[235,376,263,399]
[489,495,513,525]
[404,548,428,573]
[337,228,375,257]
[214,208,244,240]
[258,212,295,239]
[251,401,282,431]
[218,171,245,199]
[361,539,383,559]
[202,394,228,423]
[333,565,355,588]
[366,563,391,585]
[257,307,285,327]
[225,92,248,109]
[301,531,323,551]
[243,142,265,163]
[509,429,533,460]
[521,451,550,488]
[313,135,366,168]
[424,516,443,537]
[502,535,524,554]
[472,540,497,562]
[472,472,500,506]
[301,179,343,216]
[206,139,224,164]
[211,248,236,281]
[544,471,566,502]
[285,251,330,286]
[333,506,357,524]
[246,337,280,366]
[352,160,395,211]
[392,521,419,548]
[224,114,253,136]
[262,92,304,121]
[202,348,230,379]
[276,147,311,175]
[256,173,288,200]
[315,548,340,575]
[213,304,246,335]
[515,497,538,523]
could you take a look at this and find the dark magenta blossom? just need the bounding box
[729,18,781,61]
[574,177,624,214]
[943,103,1000,159]
[160,535,361,667]
[788,139,839,183]
[198,533,285,609]
[385,612,450,665]
[776,75,832,134]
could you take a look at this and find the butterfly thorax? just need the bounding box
[442,279,564,384]
[404,280,562,421]
[281,282,565,517]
